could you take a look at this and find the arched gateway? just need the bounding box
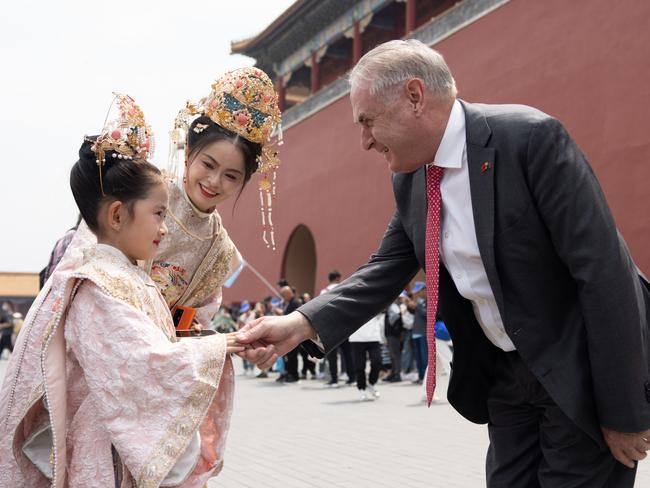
[281,225,317,296]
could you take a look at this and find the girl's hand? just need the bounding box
[226,332,246,354]
[191,319,203,333]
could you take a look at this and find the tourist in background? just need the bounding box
[0,302,13,360]
[349,313,384,401]
[320,270,355,387]
[383,298,403,382]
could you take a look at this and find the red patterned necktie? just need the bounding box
[425,164,444,407]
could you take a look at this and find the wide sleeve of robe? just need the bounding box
[193,247,243,326]
[65,280,234,487]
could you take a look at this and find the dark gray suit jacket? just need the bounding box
[300,100,650,443]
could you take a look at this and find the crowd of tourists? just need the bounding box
[211,271,453,403]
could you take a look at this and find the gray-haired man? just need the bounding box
[238,39,650,486]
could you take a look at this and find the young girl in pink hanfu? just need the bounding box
[0,95,242,487]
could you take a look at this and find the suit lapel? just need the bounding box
[411,166,426,266]
[461,101,506,320]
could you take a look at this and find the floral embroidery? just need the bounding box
[151,262,190,307]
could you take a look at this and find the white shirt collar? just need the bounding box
[96,243,134,265]
[432,99,465,169]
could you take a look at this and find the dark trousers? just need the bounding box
[411,335,427,381]
[300,348,315,376]
[385,335,402,378]
[486,351,636,488]
[327,339,355,382]
[284,348,299,380]
[0,332,13,356]
[351,341,382,390]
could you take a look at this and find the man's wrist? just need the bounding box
[290,311,316,341]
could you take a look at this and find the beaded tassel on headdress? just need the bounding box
[87,93,154,195]
[168,68,282,249]
[167,100,201,183]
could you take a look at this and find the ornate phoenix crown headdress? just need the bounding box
[169,67,282,249]
[88,93,154,195]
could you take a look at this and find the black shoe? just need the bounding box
[284,375,299,383]
[385,374,402,383]
[255,371,268,378]
[276,374,287,382]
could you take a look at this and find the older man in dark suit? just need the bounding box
[237,39,650,486]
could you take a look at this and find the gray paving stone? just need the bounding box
[211,360,650,487]
[1,356,649,487]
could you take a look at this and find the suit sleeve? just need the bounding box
[298,209,421,353]
[525,117,650,432]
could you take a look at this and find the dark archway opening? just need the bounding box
[281,225,317,296]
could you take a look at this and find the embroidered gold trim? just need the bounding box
[188,238,236,307]
[76,248,175,340]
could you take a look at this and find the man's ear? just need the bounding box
[405,78,425,115]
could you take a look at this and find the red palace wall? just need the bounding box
[221,0,650,303]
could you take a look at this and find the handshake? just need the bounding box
[224,311,318,366]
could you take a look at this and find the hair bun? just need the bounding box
[78,136,99,163]
[78,135,130,171]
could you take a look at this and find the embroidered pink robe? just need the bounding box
[0,245,234,487]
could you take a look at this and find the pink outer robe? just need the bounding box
[0,245,234,487]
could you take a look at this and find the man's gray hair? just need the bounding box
[349,39,457,100]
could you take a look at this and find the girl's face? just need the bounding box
[185,139,246,213]
[117,182,169,262]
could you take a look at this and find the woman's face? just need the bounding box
[185,139,246,213]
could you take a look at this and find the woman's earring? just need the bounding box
[183,175,187,184]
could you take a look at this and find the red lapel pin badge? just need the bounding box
[481,162,491,173]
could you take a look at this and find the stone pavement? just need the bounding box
[1,357,649,487]
[212,360,650,488]
[212,365,486,488]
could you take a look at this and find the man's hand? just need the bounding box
[235,311,316,369]
[602,427,650,468]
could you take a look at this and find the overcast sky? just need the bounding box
[0,0,294,272]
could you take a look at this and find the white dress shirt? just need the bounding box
[431,100,516,351]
